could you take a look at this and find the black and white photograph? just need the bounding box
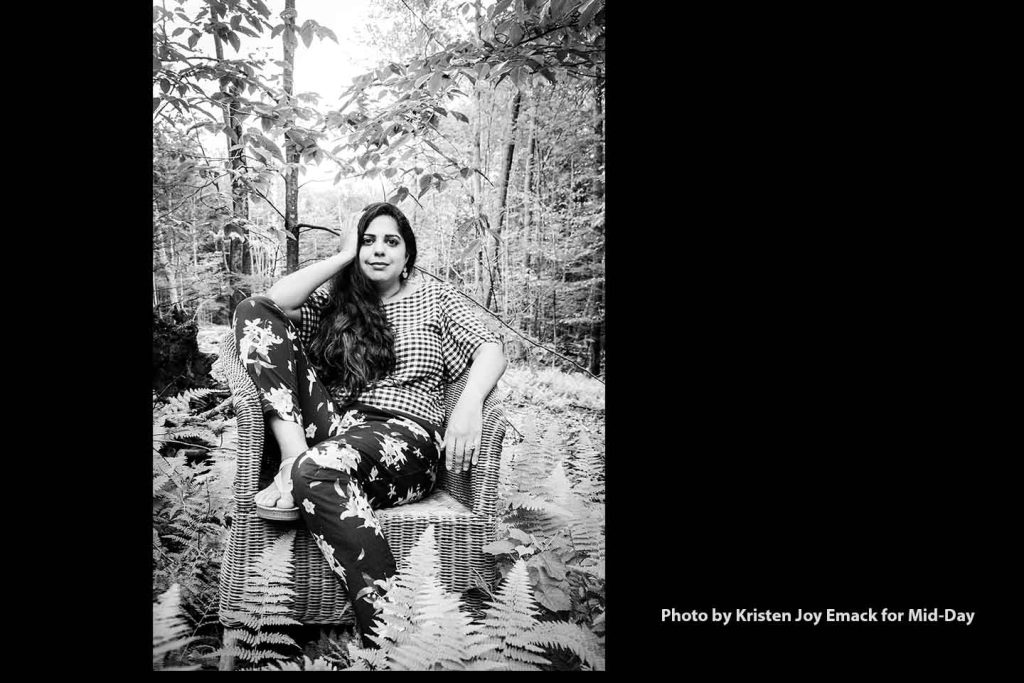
[152,0,605,671]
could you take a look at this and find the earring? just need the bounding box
[401,267,408,279]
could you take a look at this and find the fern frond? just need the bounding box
[389,527,484,669]
[263,655,337,671]
[161,388,216,416]
[568,514,605,557]
[539,421,564,465]
[160,427,218,446]
[348,525,489,671]
[152,471,173,497]
[346,643,386,670]
[509,420,565,492]
[220,606,302,628]
[206,418,229,435]
[162,533,195,547]
[568,427,604,503]
[181,585,221,631]
[153,584,198,669]
[218,531,301,666]
[464,659,514,671]
[232,631,300,647]
[478,559,549,669]
[504,506,571,537]
[528,620,605,671]
[221,647,282,663]
[517,412,541,447]
[544,462,584,514]
[263,660,303,671]
[570,557,606,581]
[305,657,338,671]
[504,493,573,519]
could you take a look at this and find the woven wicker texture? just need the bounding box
[214,329,505,627]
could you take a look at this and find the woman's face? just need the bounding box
[359,215,409,290]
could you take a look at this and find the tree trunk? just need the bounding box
[209,1,251,317]
[593,65,605,201]
[470,0,487,299]
[523,95,537,270]
[156,224,180,313]
[551,287,557,346]
[532,295,540,338]
[282,0,301,273]
[502,224,510,314]
[190,197,199,269]
[485,89,522,310]
[470,0,485,214]
[589,263,603,376]
[474,249,482,294]
[472,99,484,294]
[153,195,181,314]
[589,68,605,375]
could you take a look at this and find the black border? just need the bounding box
[604,5,1007,668]
[20,4,156,668]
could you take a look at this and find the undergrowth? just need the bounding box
[499,365,605,412]
[487,403,606,652]
[153,388,234,670]
[152,361,605,671]
[346,525,604,671]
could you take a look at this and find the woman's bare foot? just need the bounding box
[254,457,297,509]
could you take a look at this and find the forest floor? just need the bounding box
[155,325,605,670]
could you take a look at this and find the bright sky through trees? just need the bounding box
[164,0,480,184]
[170,0,389,182]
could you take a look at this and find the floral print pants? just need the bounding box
[233,296,443,645]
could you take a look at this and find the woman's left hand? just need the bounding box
[444,399,483,472]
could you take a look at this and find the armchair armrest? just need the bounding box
[212,331,267,507]
[438,370,506,518]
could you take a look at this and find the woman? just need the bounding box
[232,202,507,646]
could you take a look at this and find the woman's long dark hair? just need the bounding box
[306,202,418,397]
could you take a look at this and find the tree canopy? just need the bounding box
[153,0,606,375]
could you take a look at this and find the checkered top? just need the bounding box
[299,277,499,427]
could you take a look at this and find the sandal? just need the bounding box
[255,503,300,521]
[255,456,300,521]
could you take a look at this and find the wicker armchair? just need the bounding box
[212,329,505,642]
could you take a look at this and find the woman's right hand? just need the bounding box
[267,212,362,313]
[338,211,361,261]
